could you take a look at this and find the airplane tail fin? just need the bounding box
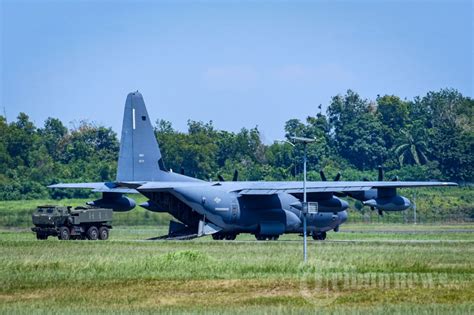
[116,91,167,182]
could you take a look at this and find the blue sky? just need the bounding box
[1,0,472,142]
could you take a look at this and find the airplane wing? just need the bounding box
[227,181,457,195]
[50,180,456,195]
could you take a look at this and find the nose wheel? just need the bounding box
[311,231,327,241]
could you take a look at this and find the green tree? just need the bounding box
[328,90,387,169]
[394,129,429,166]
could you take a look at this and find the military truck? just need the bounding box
[32,205,113,240]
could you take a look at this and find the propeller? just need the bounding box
[365,166,397,216]
[320,169,345,197]
[232,170,239,182]
[319,170,341,182]
[377,165,398,181]
[216,170,238,182]
[180,167,185,175]
[319,170,327,181]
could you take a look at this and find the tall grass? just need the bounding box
[0,228,473,313]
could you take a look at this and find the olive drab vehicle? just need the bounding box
[31,205,113,240]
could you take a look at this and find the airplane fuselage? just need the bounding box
[140,180,348,237]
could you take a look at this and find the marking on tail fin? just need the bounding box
[132,108,136,130]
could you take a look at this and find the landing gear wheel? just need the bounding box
[36,233,47,240]
[58,226,70,240]
[86,226,99,240]
[225,234,236,240]
[212,233,223,240]
[312,231,327,241]
[99,227,109,240]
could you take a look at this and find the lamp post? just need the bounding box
[413,191,417,225]
[290,136,315,263]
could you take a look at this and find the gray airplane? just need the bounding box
[50,92,457,240]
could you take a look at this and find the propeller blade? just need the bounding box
[232,170,239,182]
[180,167,185,175]
[333,172,341,181]
[319,170,327,181]
[378,209,384,216]
[378,166,384,181]
[217,175,225,182]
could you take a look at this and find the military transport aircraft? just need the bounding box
[50,92,457,240]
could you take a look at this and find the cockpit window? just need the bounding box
[47,208,54,213]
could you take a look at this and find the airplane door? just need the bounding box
[230,198,239,223]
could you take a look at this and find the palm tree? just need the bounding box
[394,130,429,166]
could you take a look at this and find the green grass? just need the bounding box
[0,225,473,314]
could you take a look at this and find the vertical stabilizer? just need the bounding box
[116,91,165,182]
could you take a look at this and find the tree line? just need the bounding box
[0,88,472,200]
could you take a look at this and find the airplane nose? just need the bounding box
[338,210,348,223]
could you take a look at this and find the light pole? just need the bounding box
[290,136,315,263]
[413,191,417,225]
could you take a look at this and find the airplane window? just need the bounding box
[142,116,146,121]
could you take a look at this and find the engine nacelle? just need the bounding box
[363,195,411,212]
[88,193,136,212]
[291,196,348,213]
[140,200,166,212]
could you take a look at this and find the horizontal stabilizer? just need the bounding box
[48,182,138,194]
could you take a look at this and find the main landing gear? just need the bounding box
[212,233,237,240]
[311,231,327,241]
[255,234,279,241]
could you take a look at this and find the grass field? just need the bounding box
[1,224,473,314]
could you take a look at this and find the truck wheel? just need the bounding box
[86,226,99,240]
[59,227,70,240]
[36,233,47,240]
[99,227,109,240]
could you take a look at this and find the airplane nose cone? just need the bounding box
[338,211,348,223]
[403,196,411,208]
